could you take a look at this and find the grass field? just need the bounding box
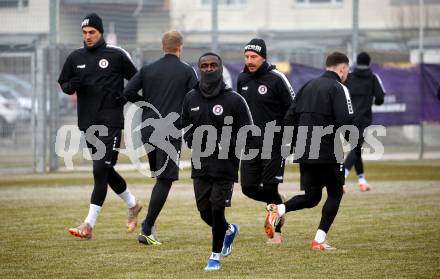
[1,160,440,278]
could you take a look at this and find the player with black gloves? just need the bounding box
[58,13,142,239]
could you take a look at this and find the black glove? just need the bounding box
[69,77,82,91]
[374,97,384,106]
[114,95,128,106]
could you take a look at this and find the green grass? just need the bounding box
[0,161,440,278]
[1,160,440,188]
[343,160,440,181]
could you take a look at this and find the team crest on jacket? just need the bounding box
[99,59,109,69]
[212,105,223,115]
[258,85,268,95]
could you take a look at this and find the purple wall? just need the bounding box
[224,63,440,126]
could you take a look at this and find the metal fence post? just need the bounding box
[211,0,219,53]
[48,0,60,171]
[34,42,48,173]
[418,0,425,160]
[351,0,359,63]
[48,47,59,171]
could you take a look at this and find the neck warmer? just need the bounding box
[199,67,224,99]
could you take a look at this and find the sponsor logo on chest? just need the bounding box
[212,104,223,116]
[99,59,109,69]
[258,85,268,95]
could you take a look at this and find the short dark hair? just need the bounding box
[198,52,222,65]
[325,52,349,67]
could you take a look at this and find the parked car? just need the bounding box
[0,91,24,137]
[0,80,31,112]
[0,84,31,120]
[0,74,73,116]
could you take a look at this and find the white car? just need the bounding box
[0,92,23,137]
[0,84,31,120]
[0,76,32,112]
[0,74,72,115]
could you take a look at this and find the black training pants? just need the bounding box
[284,163,344,233]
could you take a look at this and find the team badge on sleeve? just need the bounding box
[258,85,268,95]
[212,105,223,116]
[99,59,109,69]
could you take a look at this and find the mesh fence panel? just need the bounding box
[0,0,439,173]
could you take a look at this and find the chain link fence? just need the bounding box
[0,0,439,173]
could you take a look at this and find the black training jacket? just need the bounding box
[285,71,354,164]
[237,62,294,147]
[58,39,137,131]
[345,66,385,127]
[181,86,253,182]
[123,54,198,141]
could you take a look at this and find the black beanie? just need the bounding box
[357,52,371,66]
[81,13,104,34]
[244,38,267,59]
